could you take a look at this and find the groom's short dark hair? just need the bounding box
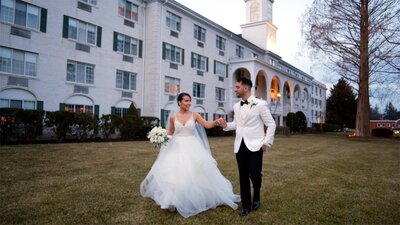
[237,77,253,88]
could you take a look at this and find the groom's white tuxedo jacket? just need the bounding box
[224,96,276,153]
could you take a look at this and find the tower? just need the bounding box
[241,0,277,52]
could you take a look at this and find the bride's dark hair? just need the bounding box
[177,92,191,106]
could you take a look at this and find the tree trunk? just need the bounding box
[355,0,371,137]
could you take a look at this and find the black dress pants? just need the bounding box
[235,139,263,210]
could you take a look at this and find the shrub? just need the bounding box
[99,114,124,140]
[45,111,74,141]
[137,116,160,139]
[71,112,98,140]
[372,128,394,138]
[120,104,143,140]
[0,108,44,144]
[286,112,298,133]
[295,111,307,133]
[206,126,235,137]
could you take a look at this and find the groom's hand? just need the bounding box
[218,118,227,128]
[262,144,268,152]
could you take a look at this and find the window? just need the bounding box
[80,0,97,6]
[166,11,181,31]
[213,113,226,120]
[116,33,138,56]
[67,17,97,45]
[66,60,94,84]
[236,45,244,58]
[269,59,276,66]
[162,43,183,64]
[0,98,35,109]
[191,53,207,71]
[193,82,205,98]
[64,104,93,113]
[216,35,225,51]
[0,46,37,76]
[214,61,226,76]
[0,0,42,30]
[114,107,129,117]
[116,70,136,91]
[164,76,180,95]
[194,24,206,42]
[215,87,225,101]
[118,0,138,21]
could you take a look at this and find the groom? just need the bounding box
[220,77,276,217]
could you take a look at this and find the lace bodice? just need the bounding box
[174,113,196,137]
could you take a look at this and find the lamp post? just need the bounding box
[273,93,281,115]
[271,93,281,126]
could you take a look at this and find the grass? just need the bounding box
[0,133,399,225]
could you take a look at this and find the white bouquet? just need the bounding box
[147,126,169,148]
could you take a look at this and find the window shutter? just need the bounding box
[113,32,118,51]
[213,60,216,74]
[62,15,69,38]
[206,58,209,72]
[226,64,229,78]
[161,109,166,127]
[96,26,102,47]
[40,8,47,33]
[162,42,166,60]
[181,49,184,65]
[111,106,116,115]
[205,113,208,120]
[138,40,143,58]
[36,101,44,110]
[94,105,99,117]
[191,52,195,68]
[59,103,65,111]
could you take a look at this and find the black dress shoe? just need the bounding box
[252,201,261,211]
[239,208,251,217]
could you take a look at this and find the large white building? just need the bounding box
[0,0,326,127]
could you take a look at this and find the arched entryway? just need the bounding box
[255,70,267,100]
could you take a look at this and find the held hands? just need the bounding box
[216,118,227,128]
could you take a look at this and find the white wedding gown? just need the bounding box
[140,114,240,218]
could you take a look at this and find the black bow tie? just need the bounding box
[240,100,249,106]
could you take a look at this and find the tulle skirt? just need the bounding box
[140,135,240,218]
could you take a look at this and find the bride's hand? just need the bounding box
[214,119,221,127]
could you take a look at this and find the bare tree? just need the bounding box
[300,0,400,137]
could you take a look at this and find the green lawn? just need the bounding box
[0,134,399,225]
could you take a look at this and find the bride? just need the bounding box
[140,92,240,218]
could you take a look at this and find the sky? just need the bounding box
[175,0,400,111]
[175,0,315,76]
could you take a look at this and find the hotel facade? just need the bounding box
[0,0,326,127]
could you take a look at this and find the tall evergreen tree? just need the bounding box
[326,78,357,130]
[383,102,399,120]
[370,104,382,120]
